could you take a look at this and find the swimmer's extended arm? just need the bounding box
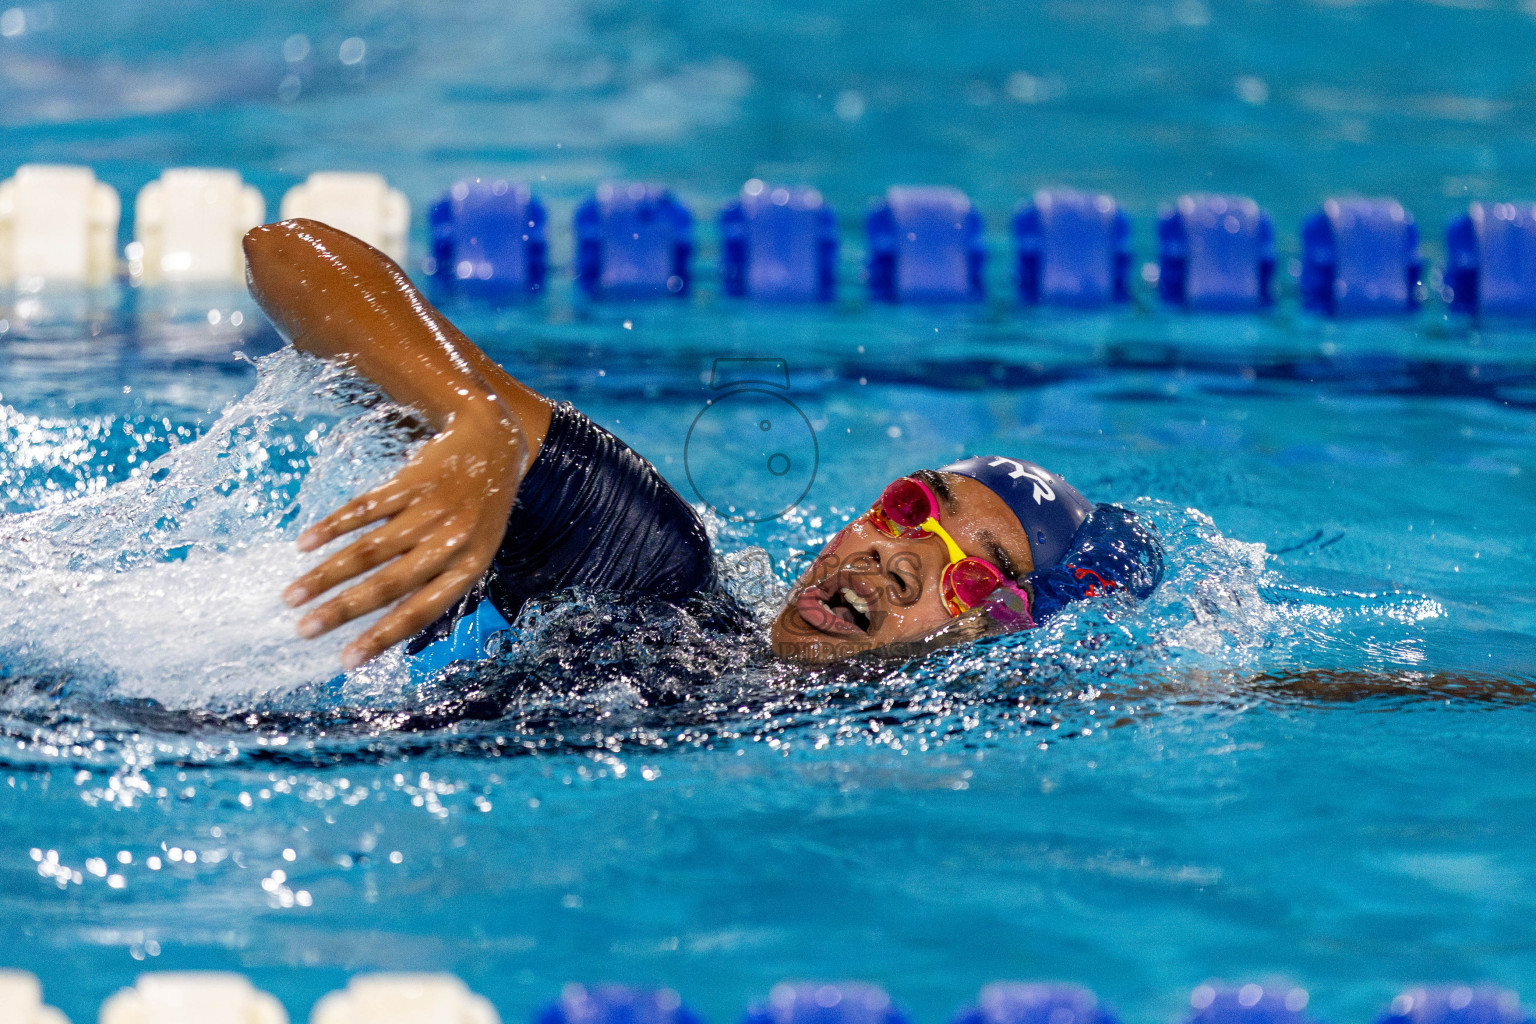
[243,219,555,669]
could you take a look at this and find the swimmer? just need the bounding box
[243,219,1162,670]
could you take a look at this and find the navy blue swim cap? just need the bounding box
[941,456,1094,571]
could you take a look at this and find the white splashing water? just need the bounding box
[0,349,415,707]
[1122,499,1444,676]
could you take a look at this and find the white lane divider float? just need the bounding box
[311,974,499,1024]
[100,973,287,1024]
[0,969,70,1024]
[131,168,266,286]
[280,172,410,266]
[0,164,120,289]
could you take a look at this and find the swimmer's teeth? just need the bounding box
[840,588,870,616]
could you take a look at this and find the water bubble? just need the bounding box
[1235,75,1270,105]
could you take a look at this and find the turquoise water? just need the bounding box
[4,2,1536,1023]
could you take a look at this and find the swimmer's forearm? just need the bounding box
[242,219,553,449]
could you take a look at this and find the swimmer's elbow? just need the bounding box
[242,219,331,290]
[242,220,312,312]
[240,220,280,262]
[242,218,393,355]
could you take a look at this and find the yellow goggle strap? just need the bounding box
[920,517,968,566]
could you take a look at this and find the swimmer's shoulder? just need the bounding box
[490,400,716,610]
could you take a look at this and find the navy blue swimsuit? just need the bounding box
[407,402,716,656]
[482,402,715,618]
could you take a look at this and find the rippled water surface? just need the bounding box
[4,0,1536,1021]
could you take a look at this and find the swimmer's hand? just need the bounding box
[282,404,528,670]
[244,219,555,668]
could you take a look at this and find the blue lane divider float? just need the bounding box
[1014,188,1132,307]
[1299,197,1423,315]
[1186,984,1313,1024]
[1377,987,1534,1024]
[744,984,912,1024]
[1158,194,1275,310]
[867,186,986,302]
[720,179,838,301]
[952,984,1118,1024]
[575,182,693,298]
[538,985,704,1024]
[1444,202,1536,318]
[430,178,546,296]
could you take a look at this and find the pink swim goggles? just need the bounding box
[866,475,1034,625]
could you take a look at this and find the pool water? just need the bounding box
[4,1,1536,1022]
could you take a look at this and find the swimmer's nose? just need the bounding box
[862,530,943,600]
[829,537,906,598]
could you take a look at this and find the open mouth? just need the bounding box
[793,578,874,636]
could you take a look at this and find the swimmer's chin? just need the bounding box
[770,603,941,664]
[770,603,1004,664]
[770,604,873,663]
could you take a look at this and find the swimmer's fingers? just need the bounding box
[339,552,491,669]
[296,480,414,552]
[293,513,496,655]
[283,506,438,608]
[295,532,460,643]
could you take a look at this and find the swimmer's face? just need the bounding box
[770,471,1035,663]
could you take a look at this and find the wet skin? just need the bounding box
[768,474,1035,663]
